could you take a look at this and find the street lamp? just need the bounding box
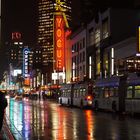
[57,60,60,88]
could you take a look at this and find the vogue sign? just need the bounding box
[54,14,65,71]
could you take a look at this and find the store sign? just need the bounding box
[23,48,29,77]
[54,14,65,71]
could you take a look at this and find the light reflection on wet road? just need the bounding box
[5,98,140,140]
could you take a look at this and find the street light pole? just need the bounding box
[57,60,59,88]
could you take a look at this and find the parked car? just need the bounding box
[14,95,22,100]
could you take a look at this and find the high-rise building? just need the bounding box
[0,0,1,43]
[37,0,71,83]
[77,0,138,26]
[6,32,33,79]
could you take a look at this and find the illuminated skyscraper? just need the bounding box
[0,0,1,43]
[37,0,71,83]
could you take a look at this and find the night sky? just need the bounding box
[3,0,37,46]
[3,0,139,46]
[0,0,37,80]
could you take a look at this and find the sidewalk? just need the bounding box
[0,118,15,140]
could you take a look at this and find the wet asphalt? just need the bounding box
[5,97,140,140]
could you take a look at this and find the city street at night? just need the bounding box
[1,0,140,140]
[4,97,140,140]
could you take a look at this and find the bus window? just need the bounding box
[74,89,76,98]
[74,89,78,98]
[88,85,93,94]
[66,90,68,97]
[114,87,118,97]
[94,88,101,98]
[110,88,114,97]
[127,86,133,98]
[83,88,86,96]
[68,89,71,97]
[62,90,65,96]
[134,86,140,98]
[104,88,109,98]
[79,89,82,97]
[77,89,79,98]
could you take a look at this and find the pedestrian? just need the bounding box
[0,91,8,132]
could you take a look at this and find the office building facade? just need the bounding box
[37,0,71,83]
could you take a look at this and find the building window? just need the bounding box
[95,28,100,47]
[83,65,85,75]
[76,56,79,64]
[89,28,94,46]
[80,53,82,63]
[80,41,82,50]
[76,42,79,52]
[83,38,85,48]
[96,48,100,76]
[103,52,109,77]
[102,18,109,39]
[135,86,140,98]
[83,51,85,62]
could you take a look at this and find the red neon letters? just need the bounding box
[54,15,65,71]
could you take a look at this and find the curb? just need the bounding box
[2,118,15,140]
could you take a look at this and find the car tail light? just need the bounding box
[86,95,92,100]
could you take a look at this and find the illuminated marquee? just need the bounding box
[23,48,29,78]
[54,14,65,71]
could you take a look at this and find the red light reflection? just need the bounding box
[85,110,95,140]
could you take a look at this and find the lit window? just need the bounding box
[89,28,94,46]
[95,28,100,46]
[102,18,109,39]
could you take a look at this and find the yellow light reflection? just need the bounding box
[51,104,65,140]
[138,27,140,52]
[72,111,78,140]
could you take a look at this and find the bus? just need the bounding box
[58,82,94,108]
[93,73,140,114]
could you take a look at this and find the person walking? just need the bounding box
[0,91,8,132]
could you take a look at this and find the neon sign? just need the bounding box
[54,14,65,71]
[138,26,140,52]
[23,48,29,78]
[12,32,21,40]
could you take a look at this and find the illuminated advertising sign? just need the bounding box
[23,48,29,78]
[54,14,65,71]
[12,32,21,40]
[138,26,140,53]
[13,69,22,76]
[52,72,65,80]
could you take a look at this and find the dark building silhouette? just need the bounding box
[72,0,140,29]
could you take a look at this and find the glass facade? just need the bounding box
[37,0,71,66]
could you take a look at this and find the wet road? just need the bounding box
[5,97,140,140]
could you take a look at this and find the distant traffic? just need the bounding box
[2,73,140,115]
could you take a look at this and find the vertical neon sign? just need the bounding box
[54,14,65,71]
[23,48,29,78]
[138,26,140,52]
